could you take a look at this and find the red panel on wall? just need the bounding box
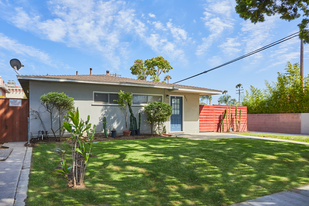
[199,105,247,132]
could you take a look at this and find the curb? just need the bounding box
[13,146,32,206]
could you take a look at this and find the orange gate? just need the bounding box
[0,99,29,143]
[199,105,247,132]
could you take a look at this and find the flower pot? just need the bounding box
[123,130,131,136]
[111,130,116,138]
[136,129,140,135]
[130,130,135,136]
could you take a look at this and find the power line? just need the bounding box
[174,31,300,84]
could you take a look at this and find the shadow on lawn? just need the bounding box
[28,137,309,206]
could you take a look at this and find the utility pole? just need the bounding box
[300,38,304,83]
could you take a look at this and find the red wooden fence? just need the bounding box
[0,99,29,143]
[199,105,247,132]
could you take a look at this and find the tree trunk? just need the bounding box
[50,112,56,138]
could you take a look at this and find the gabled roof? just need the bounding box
[18,74,222,95]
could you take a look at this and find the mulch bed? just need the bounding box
[25,134,174,147]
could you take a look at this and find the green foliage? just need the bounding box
[52,160,72,182]
[243,62,309,113]
[114,90,133,130]
[144,102,172,135]
[130,56,173,82]
[62,108,96,187]
[103,117,107,138]
[200,95,212,105]
[40,92,74,140]
[235,0,309,43]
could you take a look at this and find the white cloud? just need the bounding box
[152,21,166,30]
[207,55,223,67]
[3,0,189,67]
[241,16,277,60]
[219,38,241,54]
[0,33,52,65]
[149,13,155,18]
[166,22,187,41]
[196,1,233,55]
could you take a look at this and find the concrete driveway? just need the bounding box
[176,132,309,146]
[0,142,32,206]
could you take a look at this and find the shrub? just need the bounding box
[144,102,172,135]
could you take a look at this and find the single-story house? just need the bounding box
[18,69,222,136]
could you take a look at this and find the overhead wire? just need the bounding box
[173,31,300,84]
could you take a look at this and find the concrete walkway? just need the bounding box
[177,132,309,146]
[177,132,309,206]
[0,142,32,206]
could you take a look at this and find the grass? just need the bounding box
[238,132,309,143]
[28,137,309,206]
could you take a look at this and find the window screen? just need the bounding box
[133,95,148,104]
[94,93,108,103]
[133,94,162,104]
[148,95,162,103]
[109,94,119,104]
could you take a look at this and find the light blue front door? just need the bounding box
[170,96,183,131]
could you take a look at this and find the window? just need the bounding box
[133,94,162,104]
[94,92,119,104]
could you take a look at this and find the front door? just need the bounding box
[170,96,183,131]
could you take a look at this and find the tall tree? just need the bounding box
[235,0,309,42]
[130,56,173,82]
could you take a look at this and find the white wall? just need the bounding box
[301,113,309,134]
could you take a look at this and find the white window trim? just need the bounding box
[132,93,164,106]
[92,91,120,106]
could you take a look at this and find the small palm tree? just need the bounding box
[218,95,231,105]
[164,75,172,83]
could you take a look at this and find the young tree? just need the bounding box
[40,92,74,141]
[114,90,133,131]
[130,56,173,82]
[144,102,172,135]
[235,0,309,42]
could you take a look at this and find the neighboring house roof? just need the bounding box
[18,74,222,95]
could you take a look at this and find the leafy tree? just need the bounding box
[144,102,172,135]
[40,92,74,141]
[114,90,133,130]
[235,0,309,42]
[243,62,309,113]
[130,56,173,82]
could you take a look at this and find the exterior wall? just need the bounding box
[0,88,5,97]
[301,113,309,134]
[199,105,247,132]
[247,113,302,134]
[28,81,201,136]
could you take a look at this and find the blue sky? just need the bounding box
[0,0,307,104]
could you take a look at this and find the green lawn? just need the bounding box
[238,132,309,143]
[28,137,309,206]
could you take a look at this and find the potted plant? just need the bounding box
[114,90,132,136]
[111,127,116,138]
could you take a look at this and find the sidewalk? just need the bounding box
[232,184,309,206]
[0,142,32,206]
